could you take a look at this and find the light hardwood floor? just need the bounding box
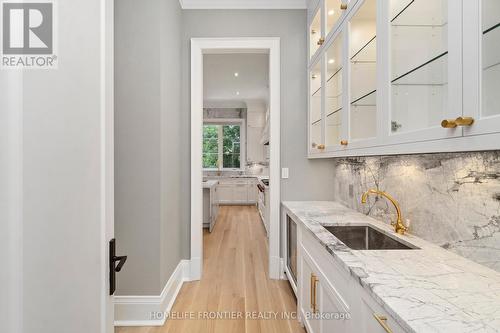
[115,205,305,333]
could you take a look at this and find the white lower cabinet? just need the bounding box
[232,184,248,204]
[216,184,234,205]
[216,178,258,205]
[296,220,406,333]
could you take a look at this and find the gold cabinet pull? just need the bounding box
[373,314,394,333]
[441,119,457,128]
[317,37,325,46]
[455,116,474,126]
[310,274,319,313]
[442,116,474,128]
[340,140,348,146]
[340,3,348,10]
[317,144,325,150]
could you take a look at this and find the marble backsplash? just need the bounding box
[332,151,500,272]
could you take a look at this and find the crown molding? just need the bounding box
[178,0,307,10]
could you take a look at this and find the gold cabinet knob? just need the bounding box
[455,116,474,126]
[340,3,348,10]
[441,119,457,128]
[317,37,325,46]
[317,144,325,150]
[340,140,348,146]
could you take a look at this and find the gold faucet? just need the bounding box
[361,189,407,235]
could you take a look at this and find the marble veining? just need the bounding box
[331,152,500,272]
[282,201,500,333]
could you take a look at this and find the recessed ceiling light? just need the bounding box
[234,72,239,77]
[328,58,335,64]
[236,91,240,95]
[328,9,335,16]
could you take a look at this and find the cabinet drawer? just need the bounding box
[360,289,407,333]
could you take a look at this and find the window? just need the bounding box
[203,124,242,170]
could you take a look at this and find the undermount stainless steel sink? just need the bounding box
[325,226,418,250]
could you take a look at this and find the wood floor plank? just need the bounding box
[115,205,305,333]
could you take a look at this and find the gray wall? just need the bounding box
[115,8,336,295]
[180,9,336,254]
[115,0,183,295]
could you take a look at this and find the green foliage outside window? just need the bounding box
[203,125,219,169]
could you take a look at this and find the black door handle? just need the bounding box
[109,238,127,295]
[113,255,127,272]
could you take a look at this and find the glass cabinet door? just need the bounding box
[463,0,500,135]
[349,0,377,142]
[310,60,324,152]
[310,6,323,59]
[326,0,345,36]
[481,0,500,119]
[325,33,344,148]
[388,0,461,142]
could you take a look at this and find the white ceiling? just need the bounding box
[179,0,307,9]
[203,53,269,104]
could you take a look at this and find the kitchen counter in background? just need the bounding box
[202,179,219,189]
[203,180,219,232]
[283,201,500,333]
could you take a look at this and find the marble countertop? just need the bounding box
[202,180,218,189]
[282,201,500,333]
[204,175,268,180]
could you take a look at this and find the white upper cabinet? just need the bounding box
[308,0,500,158]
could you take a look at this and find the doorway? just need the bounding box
[190,38,281,280]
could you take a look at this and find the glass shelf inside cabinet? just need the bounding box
[350,0,377,140]
[325,34,343,147]
[482,0,500,117]
[390,0,449,135]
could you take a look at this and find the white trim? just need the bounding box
[114,260,190,326]
[179,0,307,10]
[191,37,282,281]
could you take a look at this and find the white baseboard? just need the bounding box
[190,257,202,281]
[114,259,190,327]
[269,255,282,280]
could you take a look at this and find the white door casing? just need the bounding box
[191,38,281,280]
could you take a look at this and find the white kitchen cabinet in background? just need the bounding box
[216,178,258,205]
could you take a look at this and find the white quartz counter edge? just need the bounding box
[282,201,500,333]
